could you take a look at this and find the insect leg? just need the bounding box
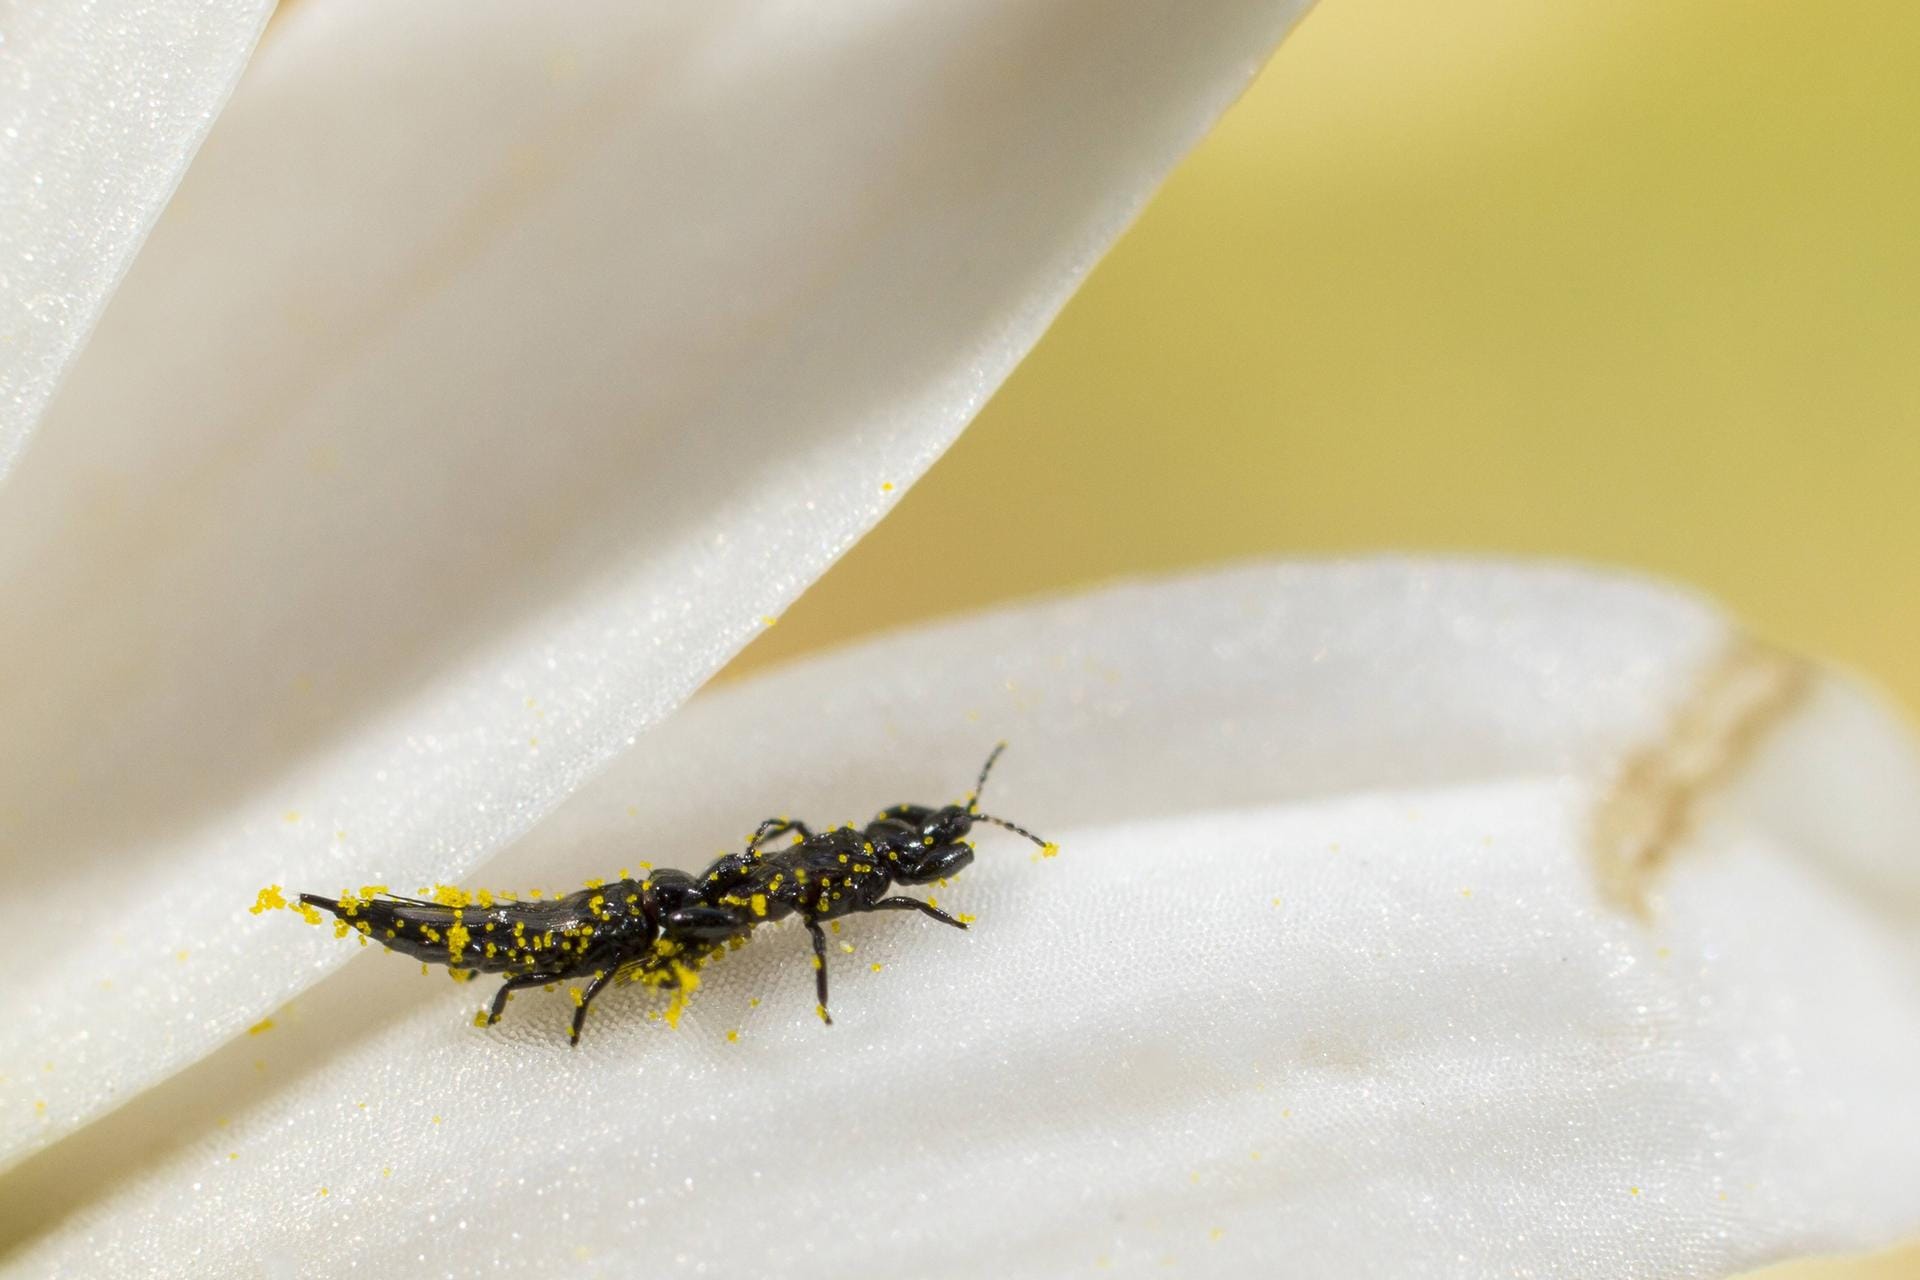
[747,816,814,855]
[569,968,617,1047]
[871,896,969,930]
[487,971,562,1026]
[804,918,833,1026]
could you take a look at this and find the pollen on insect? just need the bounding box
[277,743,1050,1043]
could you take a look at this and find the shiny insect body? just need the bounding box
[296,744,1051,1044]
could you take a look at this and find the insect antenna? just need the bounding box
[974,812,1051,849]
[965,741,1010,813]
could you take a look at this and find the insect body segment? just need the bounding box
[287,744,1049,1045]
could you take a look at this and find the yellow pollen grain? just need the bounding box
[1630,1186,1641,1197]
[958,913,976,925]
[726,1030,740,1043]
[175,949,190,963]
[33,1100,46,1116]
[1210,1228,1225,1242]
[247,1017,275,1036]
[750,893,767,918]
[228,1151,238,1161]
[749,998,760,1008]
[283,810,300,823]
[569,986,585,1007]
[249,885,287,915]
[319,1186,328,1197]
[880,481,894,492]
[431,1115,443,1125]
[870,962,883,973]
[759,615,779,627]
[662,962,701,1028]
[295,902,322,926]
[839,942,854,954]
[1041,842,1060,858]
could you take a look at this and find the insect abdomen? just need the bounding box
[299,893,521,974]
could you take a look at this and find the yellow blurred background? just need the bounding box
[728,0,1920,1275]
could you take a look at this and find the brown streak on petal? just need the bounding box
[1592,638,1810,916]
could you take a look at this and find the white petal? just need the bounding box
[0,0,273,478]
[0,1,1313,1167]
[7,560,1913,1275]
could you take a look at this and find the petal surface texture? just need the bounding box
[0,0,1313,1166]
[0,0,272,478]
[5,560,1916,1276]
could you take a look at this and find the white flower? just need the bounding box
[2,5,1916,1278]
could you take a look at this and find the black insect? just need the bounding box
[286,744,1053,1044]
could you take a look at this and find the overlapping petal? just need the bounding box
[0,0,274,477]
[4,560,1915,1276]
[0,0,1313,1167]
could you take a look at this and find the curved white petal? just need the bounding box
[0,0,1314,1169]
[0,0,272,479]
[5,560,1912,1276]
